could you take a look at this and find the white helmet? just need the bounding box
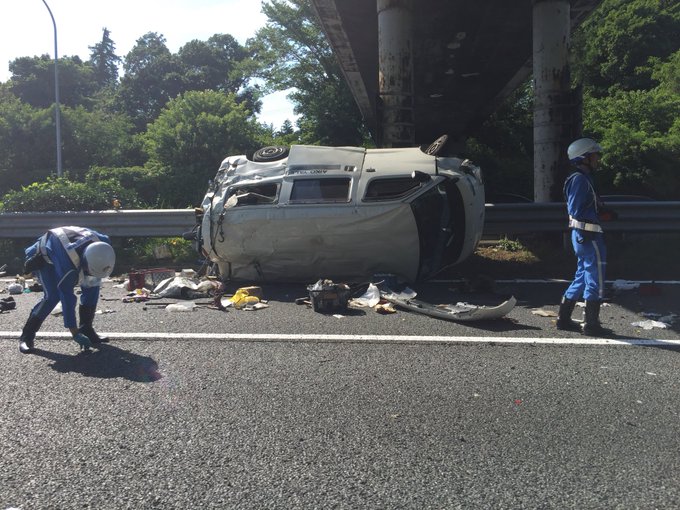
[83,242,116,278]
[568,138,603,163]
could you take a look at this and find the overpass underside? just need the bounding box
[311,0,601,200]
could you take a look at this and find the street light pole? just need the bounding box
[41,0,62,177]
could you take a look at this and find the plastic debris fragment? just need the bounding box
[531,308,557,317]
[228,287,263,309]
[631,320,668,330]
[352,283,381,308]
[375,302,397,314]
[7,282,23,295]
[243,302,268,311]
[166,302,197,312]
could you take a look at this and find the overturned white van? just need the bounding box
[195,144,485,283]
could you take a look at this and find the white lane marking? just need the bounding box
[2,331,679,346]
[431,279,680,284]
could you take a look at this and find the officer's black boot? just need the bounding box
[19,315,44,354]
[556,296,581,331]
[78,305,109,344]
[582,300,614,337]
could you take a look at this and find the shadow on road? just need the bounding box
[462,319,542,332]
[33,343,163,383]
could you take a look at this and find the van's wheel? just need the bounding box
[252,146,289,162]
[424,134,448,156]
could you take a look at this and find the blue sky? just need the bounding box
[1,0,296,128]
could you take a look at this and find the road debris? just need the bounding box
[375,302,397,314]
[350,283,381,308]
[382,288,516,322]
[631,319,669,330]
[123,288,153,303]
[531,308,558,317]
[8,277,24,295]
[0,296,16,312]
[307,280,351,313]
[127,268,175,291]
[221,286,264,310]
[153,276,220,299]
[166,302,197,312]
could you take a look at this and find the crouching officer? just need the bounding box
[19,226,115,354]
[556,138,617,336]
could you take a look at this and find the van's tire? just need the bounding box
[252,146,289,162]
[423,134,449,156]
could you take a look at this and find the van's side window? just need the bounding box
[364,177,422,201]
[290,178,351,203]
[228,183,279,206]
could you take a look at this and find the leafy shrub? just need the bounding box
[496,236,526,253]
[86,165,164,207]
[0,176,142,212]
[123,237,198,267]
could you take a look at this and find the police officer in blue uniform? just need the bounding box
[556,138,616,336]
[19,226,116,354]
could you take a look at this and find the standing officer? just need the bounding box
[556,138,615,336]
[19,226,116,354]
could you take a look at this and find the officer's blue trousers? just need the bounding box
[29,265,100,325]
[564,230,606,302]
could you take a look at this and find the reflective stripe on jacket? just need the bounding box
[38,226,102,267]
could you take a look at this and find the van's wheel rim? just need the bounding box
[253,146,289,162]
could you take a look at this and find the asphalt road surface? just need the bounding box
[1,277,679,509]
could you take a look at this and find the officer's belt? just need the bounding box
[568,216,603,233]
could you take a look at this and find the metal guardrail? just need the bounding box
[1,202,679,239]
[0,209,197,239]
[483,201,680,236]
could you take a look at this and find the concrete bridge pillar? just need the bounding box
[377,0,415,147]
[532,0,572,202]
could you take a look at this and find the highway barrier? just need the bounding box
[1,202,679,239]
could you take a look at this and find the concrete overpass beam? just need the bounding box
[532,0,571,202]
[377,0,415,147]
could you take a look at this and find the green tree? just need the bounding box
[143,90,266,207]
[8,55,97,108]
[0,87,137,192]
[572,0,680,97]
[273,118,301,145]
[89,27,121,89]
[177,34,263,115]
[0,89,58,191]
[571,0,680,199]
[177,34,247,93]
[249,0,369,145]
[583,51,680,198]
[116,32,183,132]
[59,105,136,178]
